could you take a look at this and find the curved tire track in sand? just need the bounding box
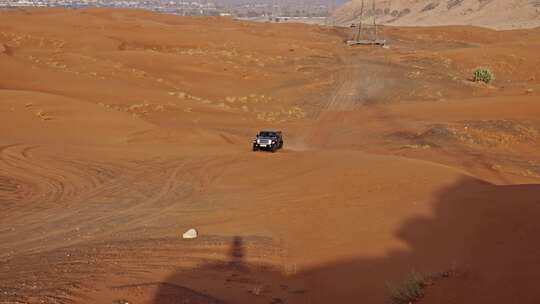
[0,150,241,258]
[0,145,126,213]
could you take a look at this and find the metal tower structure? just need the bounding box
[326,0,335,26]
[347,0,386,46]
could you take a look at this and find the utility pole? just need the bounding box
[348,0,386,46]
[372,0,378,41]
[353,0,365,41]
[328,0,334,26]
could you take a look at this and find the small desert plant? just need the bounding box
[387,271,431,304]
[35,109,52,121]
[472,68,494,84]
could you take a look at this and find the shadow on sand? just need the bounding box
[153,177,540,304]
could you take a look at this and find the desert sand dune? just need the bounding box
[1,8,540,304]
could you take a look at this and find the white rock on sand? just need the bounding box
[182,228,198,239]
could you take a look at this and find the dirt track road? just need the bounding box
[324,58,404,111]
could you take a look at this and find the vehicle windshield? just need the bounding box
[258,132,277,137]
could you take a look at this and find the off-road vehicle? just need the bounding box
[252,130,283,152]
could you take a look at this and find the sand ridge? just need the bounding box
[334,0,540,30]
[1,8,540,304]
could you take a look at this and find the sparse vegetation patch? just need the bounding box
[387,271,430,304]
[422,2,440,12]
[387,268,456,304]
[35,109,53,121]
[447,0,464,10]
[472,67,494,84]
[392,120,539,148]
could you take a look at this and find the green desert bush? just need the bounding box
[387,271,430,304]
[472,68,494,84]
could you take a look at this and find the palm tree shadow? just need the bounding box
[153,177,540,304]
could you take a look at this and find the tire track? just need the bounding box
[0,145,128,213]
[0,148,240,257]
